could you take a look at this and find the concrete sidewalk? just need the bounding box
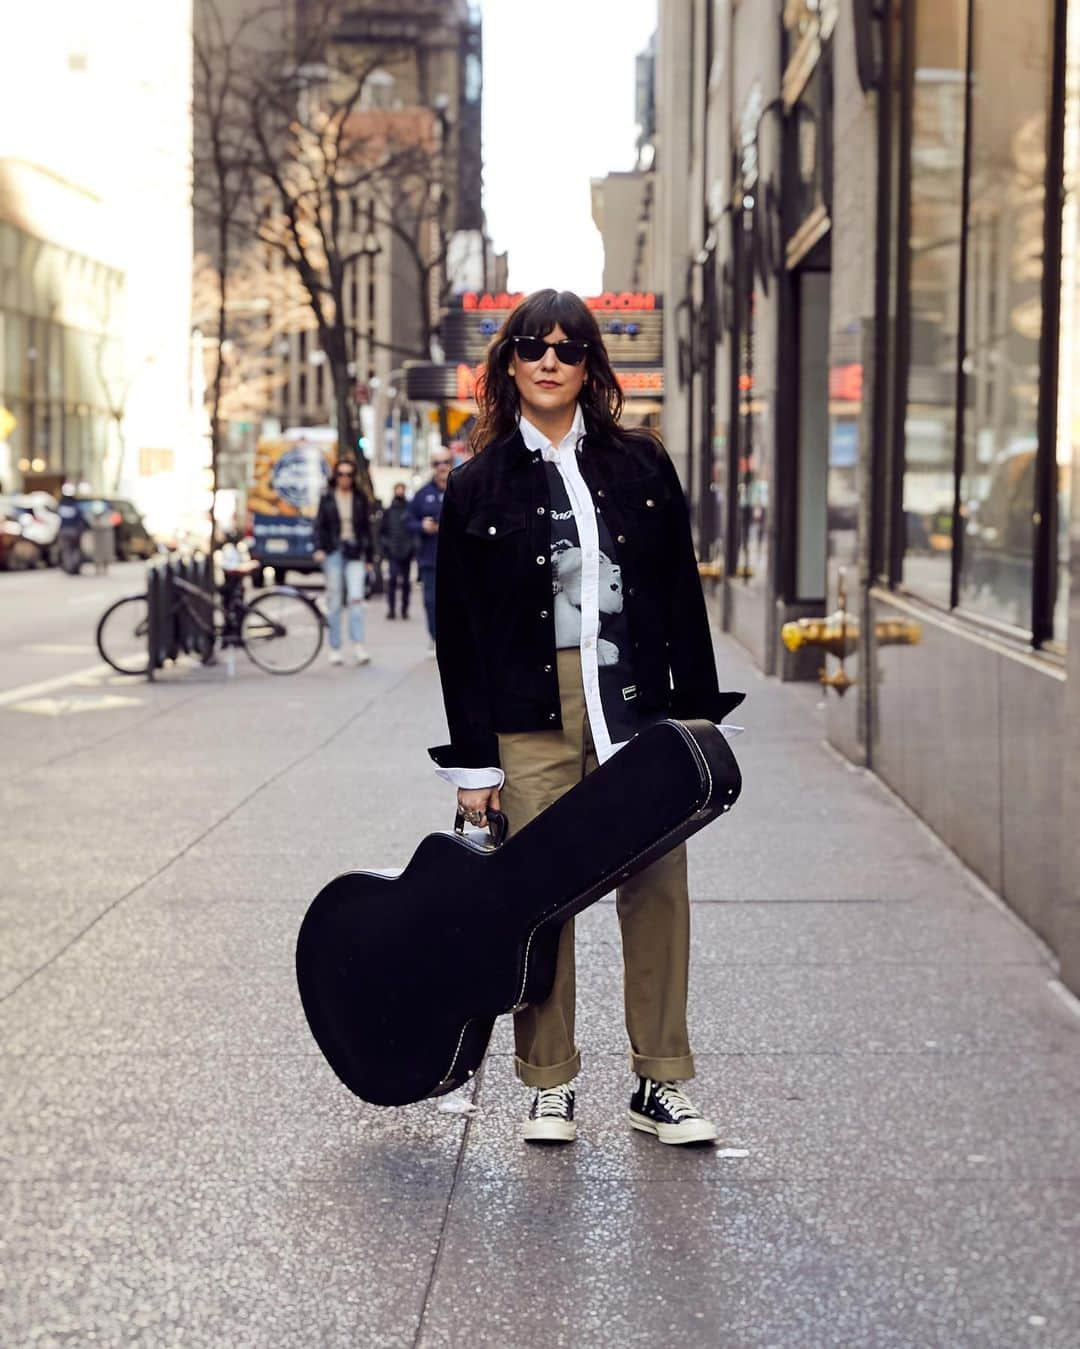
[2,606,1079,1347]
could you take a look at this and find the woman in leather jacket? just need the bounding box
[430,289,743,1147]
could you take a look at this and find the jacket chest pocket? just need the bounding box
[610,479,669,546]
[464,507,528,543]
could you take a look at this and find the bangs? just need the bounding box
[506,289,601,343]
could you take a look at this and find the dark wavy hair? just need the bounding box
[470,289,627,453]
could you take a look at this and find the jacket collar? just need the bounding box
[501,407,613,467]
[517,404,586,459]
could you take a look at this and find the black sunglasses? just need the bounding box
[509,335,589,366]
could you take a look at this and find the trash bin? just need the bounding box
[89,507,116,574]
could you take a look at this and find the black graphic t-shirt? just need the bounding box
[543,460,662,748]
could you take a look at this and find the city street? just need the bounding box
[2,573,1080,1347]
[0,562,148,696]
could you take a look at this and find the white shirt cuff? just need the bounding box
[434,766,506,789]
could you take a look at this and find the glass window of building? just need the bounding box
[956,0,1054,632]
[1054,0,1080,646]
[733,200,768,589]
[896,0,1066,646]
[900,0,968,609]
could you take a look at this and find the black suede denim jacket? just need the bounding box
[428,422,745,770]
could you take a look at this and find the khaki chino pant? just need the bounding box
[498,648,696,1089]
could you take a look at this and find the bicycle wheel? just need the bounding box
[240,589,324,674]
[96,594,151,675]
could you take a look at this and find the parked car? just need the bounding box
[74,497,157,562]
[0,494,59,569]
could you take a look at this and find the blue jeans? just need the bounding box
[420,564,437,640]
[323,550,366,649]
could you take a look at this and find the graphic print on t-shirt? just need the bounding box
[551,536,624,665]
[542,459,658,747]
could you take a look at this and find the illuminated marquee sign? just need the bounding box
[444,292,664,396]
[460,291,658,312]
[405,361,665,404]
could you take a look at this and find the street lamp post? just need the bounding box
[357,215,381,464]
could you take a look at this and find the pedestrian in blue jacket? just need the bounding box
[406,450,452,651]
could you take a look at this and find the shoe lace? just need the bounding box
[652,1081,701,1121]
[535,1083,574,1117]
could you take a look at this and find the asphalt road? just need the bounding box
[2,585,1079,1346]
[0,560,149,696]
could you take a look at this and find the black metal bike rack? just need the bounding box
[146,554,215,679]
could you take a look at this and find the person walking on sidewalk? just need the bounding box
[407,450,452,653]
[379,482,415,621]
[429,289,744,1147]
[313,460,373,667]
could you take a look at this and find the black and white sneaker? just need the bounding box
[629,1077,718,1145]
[522,1083,576,1143]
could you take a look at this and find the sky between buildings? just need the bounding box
[480,0,658,297]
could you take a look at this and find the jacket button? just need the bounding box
[597,489,606,498]
[488,525,497,535]
[540,609,549,619]
[628,586,636,597]
[536,555,546,565]
[537,506,546,515]
[617,534,627,544]
[645,498,655,508]
[543,663,553,673]
[548,712,557,722]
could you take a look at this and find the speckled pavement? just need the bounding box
[3,602,1079,1348]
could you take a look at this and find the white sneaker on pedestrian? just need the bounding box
[522,1083,576,1143]
[628,1078,718,1145]
[351,644,371,666]
[328,648,344,666]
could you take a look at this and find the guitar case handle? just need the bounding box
[453,807,509,849]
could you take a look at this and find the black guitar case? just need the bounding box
[295,718,742,1107]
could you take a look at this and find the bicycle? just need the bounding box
[96,560,325,677]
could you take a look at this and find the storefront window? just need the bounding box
[733,203,768,588]
[900,0,968,608]
[956,0,1053,631]
[1053,0,1080,647]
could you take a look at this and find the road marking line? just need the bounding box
[10,693,144,717]
[24,642,96,655]
[0,661,114,709]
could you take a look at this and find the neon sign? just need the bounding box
[459,291,659,312]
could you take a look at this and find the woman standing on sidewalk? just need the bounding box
[429,289,743,1146]
[313,460,373,667]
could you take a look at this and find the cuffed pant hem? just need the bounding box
[513,1049,581,1089]
[630,1052,695,1082]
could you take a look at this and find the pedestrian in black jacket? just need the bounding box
[429,289,743,1147]
[378,482,415,620]
[312,461,374,666]
[406,451,453,650]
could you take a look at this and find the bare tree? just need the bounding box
[92,277,148,493]
[191,247,314,427]
[242,26,439,492]
[370,123,454,364]
[194,1,458,498]
[193,0,272,537]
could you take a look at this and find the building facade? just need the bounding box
[657,0,1080,992]
[1,1,200,532]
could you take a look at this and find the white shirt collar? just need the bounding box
[518,404,585,461]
